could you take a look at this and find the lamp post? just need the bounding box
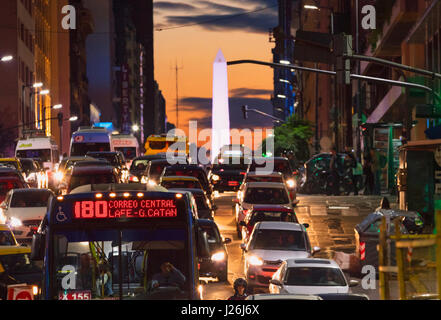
[21,83,43,131]
[42,104,62,135]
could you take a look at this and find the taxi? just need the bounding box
[0,224,18,246]
[0,158,24,175]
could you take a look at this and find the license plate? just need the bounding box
[59,291,92,300]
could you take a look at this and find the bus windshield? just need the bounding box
[16,149,51,162]
[71,143,111,157]
[53,227,190,300]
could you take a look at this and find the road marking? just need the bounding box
[309,206,328,216]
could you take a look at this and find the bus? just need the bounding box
[70,127,113,157]
[111,134,140,166]
[31,184,210,300]
[145,135,189,158]
[16,135,59,172]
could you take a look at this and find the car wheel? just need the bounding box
[218,265,228,282]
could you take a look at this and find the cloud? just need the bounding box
[194,1,245,14]
[153,1,198,11]
[230,87,273,97]
[179,96,274,129]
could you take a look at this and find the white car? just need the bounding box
[269,258,359,295]
[241,221,320,293]
[234,182,293,239]
[0,188,53,242]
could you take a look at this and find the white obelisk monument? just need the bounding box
[211,49,231,163]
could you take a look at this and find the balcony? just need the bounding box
[362,0,420,75]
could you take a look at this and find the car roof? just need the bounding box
[244,182,287,188]
[251,205,293,212]
[246,172,283,177]
[255,221,304,231]
[166,164,205,170]
[9,188,53,194]
[72,166,115,175]
[285,258,340,269]
[162,176,200,181]
[70,183,168,194]
[0,158,19,162]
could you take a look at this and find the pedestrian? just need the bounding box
[228,278,248,300]
[344,147,357,195]
[376,196,390,211]
[363,151,374,195]
[352,157,363,196]
[329,147,340,196]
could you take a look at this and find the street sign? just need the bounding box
[416,104,441,118]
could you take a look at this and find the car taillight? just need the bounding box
[359,242,366,261]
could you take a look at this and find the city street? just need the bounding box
[204,192,397,300]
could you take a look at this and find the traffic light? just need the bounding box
[57,112,63,127]
[241,105,249,120]
[334,33,352,85]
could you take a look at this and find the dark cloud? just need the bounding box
[179,96,274,129]
[194,1,245,14]
[153,1,198,11]
[230,88,273,97]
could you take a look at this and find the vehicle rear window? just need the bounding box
[244,187,289,204]
[149,141,167,150]
[11,191,51,207]
[249,159,292,176]
[131,160,149,172]
[162,180,201,190]
[88,154,119,166]
[285,267,347,287]
[165,169,207,187]
[246,176,283,183]
[250,229,306,251]
[249,211,297,224]
[70,174,116,190]
[0,230,15,245]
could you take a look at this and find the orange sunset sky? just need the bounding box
[153,0,279,148]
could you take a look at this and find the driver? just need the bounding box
[151,262,186,289]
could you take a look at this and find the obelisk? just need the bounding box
[211,49,231,163]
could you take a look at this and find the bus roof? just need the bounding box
[70,183,168,193]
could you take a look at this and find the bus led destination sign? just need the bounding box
[73,199,178,219]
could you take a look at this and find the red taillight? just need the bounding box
[240,172,246,175]
[228,181,239,186]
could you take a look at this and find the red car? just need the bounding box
[239,205,299,244]
[0,178,28,203]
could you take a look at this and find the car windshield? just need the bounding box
[162,180,201,190]
[52,227,190,300]
[115,148,137,160]
[88,154,119,166]
[0,230,16,245]
[16,149,51,162]
[70,174,116,190]
[0,161,19,170]
[285,267,347,287]
[11,191,52,207]
[130,160,150,172]
[250,229,306,251]
[71,143,110,156]
[244,187,289,204]
[0,252,42,275]
[0,181,22,196]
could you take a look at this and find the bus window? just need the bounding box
[16,149,51,163]
[71,143,111,156]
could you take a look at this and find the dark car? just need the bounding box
[18,159,45,188]
[0,168,29,203]
[162,164,213,204]
[210,157,249,193]
[144,159,175,184]
[87,151,128,182]
[355,209,424,271]
[239,205,300,243]
[197,219,231,282]
[59,165,119,194]
[170,188,215,220]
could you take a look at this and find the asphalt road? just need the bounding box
[203,192,397,300]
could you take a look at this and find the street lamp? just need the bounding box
[1,55,13,62]
[132,124,140,132]
[69,116,79,122]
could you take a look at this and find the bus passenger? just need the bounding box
[151,262,186,289]
[78,253,93,291]
[96,262,114,297]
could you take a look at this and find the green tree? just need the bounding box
[260,115,314,163]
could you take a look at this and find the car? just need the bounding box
[239,205,300,244]
[210,157,249,193]
[58,165,119,194]
[0,169,29,203]
[87,151,129,183]
[169,188,215,220]
[0,158,23,174]
[0,189,54,243]
[239,172,298,204]
[241,221,320,293]
[160,176,204,191]
[269,258,359,295]
[144,159,174,185]
[162,164,214,204]
[129,155,187,183]
[245,293,322,300]
[0,244,43,300]
[197,219,231,282]
[0,224,18,246]
[53,156,97,187]
[234,182,293,239]
[18,158,46,188]
[247,157,297,199]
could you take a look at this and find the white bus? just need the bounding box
[111,134,140,166]
[70,127,113,157]
[15,135,59,171]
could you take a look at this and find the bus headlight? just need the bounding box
[9,217,23,228]
[286,179,296,188]
[211,251,225,261]
[32,285,39,296]
[247,255,263,266]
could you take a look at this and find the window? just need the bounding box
[285,267,347,287]
[11,191,51,207]
[244,187,289,204]
[250,229,306,251]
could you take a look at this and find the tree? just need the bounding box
[260,115,314,163]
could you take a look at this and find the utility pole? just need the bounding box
[175,60,183,129]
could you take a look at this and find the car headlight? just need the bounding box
[286,179,296,188]
[212,174,220,182]
[148,180,157,186]
[9,217,23,228]
[247,255,263,266]
[211,251,226,261]
[130,176,139,182]
[55,171,64,182]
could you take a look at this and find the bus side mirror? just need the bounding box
[31,233,45,261]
